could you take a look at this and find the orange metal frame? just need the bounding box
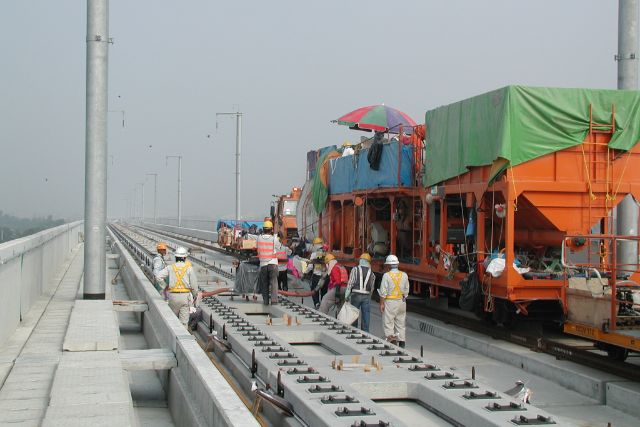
[318,104,640,317]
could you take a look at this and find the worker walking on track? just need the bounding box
[378,254,409,348]
[306,237,327,309]
[257,220,284,305]
[157,246,198,326]
[345,253,375,332]
[152,242,169,292]
[319,253,349,316]
[276,232,292,291]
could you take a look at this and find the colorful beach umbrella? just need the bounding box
[332,104,417,134]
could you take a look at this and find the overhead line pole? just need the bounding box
[83,0,109,300]
[216,111,243,223]
[166,155,183,226]
[147,173,158,224]
[616,0,639,270]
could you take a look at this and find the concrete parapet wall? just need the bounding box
[0,221,83,348]
[141,222,218,243]
[110,229,259,427]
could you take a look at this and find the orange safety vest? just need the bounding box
[170,261,192,293]
[257,235,277,261]
[385,271,404,299]
[276,249,288,265]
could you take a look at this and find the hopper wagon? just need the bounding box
[298,86,640,359]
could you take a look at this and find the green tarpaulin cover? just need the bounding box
[424,85,640,187]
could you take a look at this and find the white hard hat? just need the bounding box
[175,246,189,257]
[384,255,399,265]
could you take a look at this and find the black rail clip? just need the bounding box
[392,356,421,364]
[356,339,378,345]
[252,340,277,347]
[408,364,439,372]
[247,335,269,342]
[346,334,367,340]
[321,395,359,404]
[308,385,343,393]
[335,407,375,417]
[486,402,525,411]
[261,346,286,353]
[511,415,555,425]
[296,375,329,384]
[208,314,213,334]
[277,359,307,367]
[463,391,500,400]
[287,367,317,375]
[350,421,389,427]
[379,350,406,357]
[443,380,477,389]
[268,352,296,359]
[222,324,227,340]
[425,372,458,380]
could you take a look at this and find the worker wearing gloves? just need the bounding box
[257,220,283,305]
[319,253,349,316]
[157,246,198,326]
[378,254,409,348]
[306,237,327,309]
[345,253,375,332]
[152,242,169,292]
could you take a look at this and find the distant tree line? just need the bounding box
[0,212,65,244]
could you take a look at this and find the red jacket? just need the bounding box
[328,264,348,290]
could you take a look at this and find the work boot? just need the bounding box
[398,341,406,348]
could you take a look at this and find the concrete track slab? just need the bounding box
[62,299,120,351]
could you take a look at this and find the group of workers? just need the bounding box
[150,221,409,348]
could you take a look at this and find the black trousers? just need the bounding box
[278,269,288,291]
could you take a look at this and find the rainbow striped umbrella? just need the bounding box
[332,104,417,134]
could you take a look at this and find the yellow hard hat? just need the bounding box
[156,242,167,251]
[342,141,352,147]
[359,252,372,262]
[263,220,273,229]
[312,237,323,245]
[324,253,335,263]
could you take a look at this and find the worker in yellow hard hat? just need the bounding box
[306,236,327,309]
[152,242,169,292]
[318,253,349,316]
[344,253,375,332]
[257,220,286,305]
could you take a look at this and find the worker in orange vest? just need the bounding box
[378,254,409,348]
[319,253,349,316]
[257,220,285,305]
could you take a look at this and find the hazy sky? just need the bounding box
[0,1,630,221]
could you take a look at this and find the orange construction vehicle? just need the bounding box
[270,187,302,246]
[299,86,640,360]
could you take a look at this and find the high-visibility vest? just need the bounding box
[330,264,349,288]
[386,271,404,299]
[257,235,276,261]
[170,261,192,293]
[353,266,373,294]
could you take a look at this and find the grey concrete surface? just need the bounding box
[0,246,83,426]
[62,299,120,351]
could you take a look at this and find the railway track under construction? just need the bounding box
[120,222,640,384]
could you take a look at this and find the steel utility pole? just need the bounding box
[137,182,145,222]
[166,155,182,226]
[216,111,243,223]
[147,173,158,224]
[616,0,639,270]
[83,0,109,300]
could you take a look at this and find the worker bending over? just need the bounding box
[152,242,169,292]
[345,253,375,332]
[257,220,286,305]
[378,254,409,348]
[319,253,348,316]
[157,246,198,326]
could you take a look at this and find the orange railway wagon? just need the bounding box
[300,86,640,358]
